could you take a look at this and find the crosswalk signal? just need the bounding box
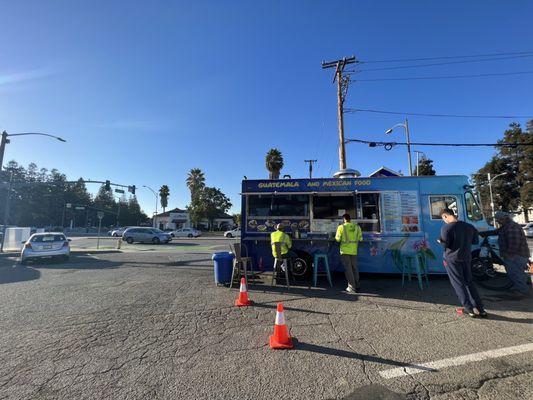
[105,180,111,191]
[128,185,136,195]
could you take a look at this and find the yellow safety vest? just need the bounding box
[335,222,362,255]
[270,230,292,257]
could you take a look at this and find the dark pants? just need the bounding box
[445,259,484,311]
[340,254,359,288]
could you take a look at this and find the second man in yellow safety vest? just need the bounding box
[335,213,363,293]
[270,223,293,271]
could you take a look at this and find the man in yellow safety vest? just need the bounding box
[335,213,363,293]
[270,223,293,271]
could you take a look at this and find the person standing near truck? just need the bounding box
[439,208,488,318]
[270,223,294,271]
[336,213,363,293]
[479,211,530,299]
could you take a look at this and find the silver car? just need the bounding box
[21,233,70,264]
[122,227,172,244]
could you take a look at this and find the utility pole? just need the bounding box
[304,159,318,179]
[0,131,8,173]
[322,56,356,171]
[405,118,413,176]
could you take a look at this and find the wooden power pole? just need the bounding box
[304,159,318,179]
[322,56,356,171]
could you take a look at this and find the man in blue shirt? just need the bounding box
[439,208,488,318]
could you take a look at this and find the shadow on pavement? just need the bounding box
[251,302,331,315]
[25,254,123,270]
[295,340,434,371]
[0,265,40,285]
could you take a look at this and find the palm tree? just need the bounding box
[159,185,170,213]
[265,148,284,179]
[186,168,206,200]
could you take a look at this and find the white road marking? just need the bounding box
[379,343,533,379]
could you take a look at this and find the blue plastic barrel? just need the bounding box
[212,251,235,285]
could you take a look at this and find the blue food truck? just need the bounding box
[240,175,491,276]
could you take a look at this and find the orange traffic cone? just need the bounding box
[235,277,252,307]
[269,303,294,349]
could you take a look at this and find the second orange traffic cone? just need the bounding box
[269,302,294,349]
[235,277,252,307]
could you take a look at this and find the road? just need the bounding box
[0,241,531,399]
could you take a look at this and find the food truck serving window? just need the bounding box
[247,194,309,217]
[430,196,458,219]
[313,195,355,219]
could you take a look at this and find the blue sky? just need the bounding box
[1,0,532,215]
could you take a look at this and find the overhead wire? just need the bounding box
[344,108,533,119]
[345,54,533,73]
[358,50,533,64]
[346,70,533,82]
[345,138,533,148]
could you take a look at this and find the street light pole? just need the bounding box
[0,131,66,172]
[414,150,427,176]
[143,185,158,228]
[385,120,413,176]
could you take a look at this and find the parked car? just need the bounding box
[224,227,241,238]
[109,227,129,237]
[20,233,71,264]
[122,227,172,244]
[171,228,201,238]
[523,222,533,238]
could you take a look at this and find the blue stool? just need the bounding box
[313,253,332,287]
[402,254,429,290]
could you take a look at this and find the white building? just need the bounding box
[153,208,190,230]
[152,208,235,231]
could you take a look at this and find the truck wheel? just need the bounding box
[291,258,308,277]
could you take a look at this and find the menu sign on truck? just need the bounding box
[382,191,421,233]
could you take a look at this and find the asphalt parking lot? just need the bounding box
[0,243,531,399]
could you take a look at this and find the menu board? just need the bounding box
[382,191,421,233]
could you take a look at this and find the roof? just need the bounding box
[213,212,233,219]
[154,208,187,218]
[368,166,402,177]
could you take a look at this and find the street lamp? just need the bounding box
[414,150,427,176]
[143,185,158,228]
[487,172,508,223]
[0,130,66,252]
[1,131,66,172]
[385,118,413,176]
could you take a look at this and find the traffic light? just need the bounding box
[128,185,136,195]
[105,180,111,191]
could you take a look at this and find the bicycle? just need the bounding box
[471,236,514,291]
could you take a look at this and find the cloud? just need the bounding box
[0,68,55,86]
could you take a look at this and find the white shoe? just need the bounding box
[346,286,356,293]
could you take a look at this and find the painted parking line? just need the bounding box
[379,343,533,379]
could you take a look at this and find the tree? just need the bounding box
[159,185,170,213]
[195,187,232,230]
[232,213,241,227]
[265,148,284,180]
[186,168,205,201]
[416,157,436,176]
[474,121,533,221]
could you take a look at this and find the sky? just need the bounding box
[1,0,532,216]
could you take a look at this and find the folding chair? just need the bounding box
[271,242,290,288]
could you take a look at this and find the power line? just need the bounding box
[359,50,533,64]
[344,108,533,119]
[345,54,533,73]
[347,70,533,82]
[345,138,533,148]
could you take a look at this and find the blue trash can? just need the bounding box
[212,251,234,285]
